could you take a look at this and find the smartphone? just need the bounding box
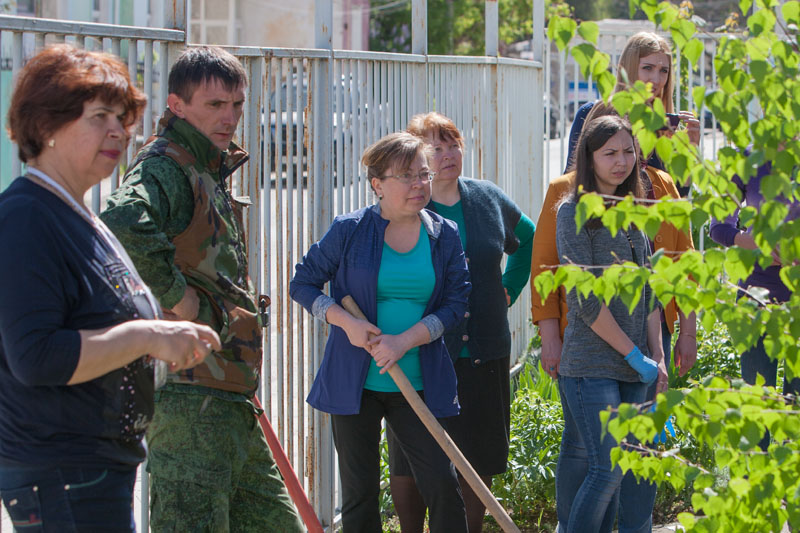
[665,113,681,129]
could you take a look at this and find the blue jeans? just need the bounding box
[0,465,137,532]
[556,326,669,533]
[741,336,800,450]
[556,377,649,533]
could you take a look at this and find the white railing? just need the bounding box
[0,4,545,531]
[0,15,185,203]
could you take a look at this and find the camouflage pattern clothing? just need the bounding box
[102,111,302,532]
[102,110,261,394]
[147,385,304,532]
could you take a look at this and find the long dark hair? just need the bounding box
[572,115,644,201]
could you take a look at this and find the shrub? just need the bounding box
[493,361,562,525]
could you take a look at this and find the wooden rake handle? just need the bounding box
[252,395,324,533]
[340,295,519,533]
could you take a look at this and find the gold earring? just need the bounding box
[48,139,55,148]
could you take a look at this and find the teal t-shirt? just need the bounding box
[431,199,535,359]
[363,224,434,392]
[432,201,468,251]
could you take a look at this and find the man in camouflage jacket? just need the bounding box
[101,46,303,532]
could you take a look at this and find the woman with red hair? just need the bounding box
[0,45,219,532]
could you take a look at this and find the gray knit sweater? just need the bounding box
[556,200,656,382]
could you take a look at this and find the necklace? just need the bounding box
[24,168,167,386]
[26,167,92,221]
[26,169,138,278]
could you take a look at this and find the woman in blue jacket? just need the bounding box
[390,112,535,533]
[290,131,471,533]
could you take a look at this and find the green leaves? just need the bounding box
[747,7,776,36]
[782,0,800,25]
[723,247,757,285]
[547,1,800,530]
[576,21,599,45]
[571,43,610,81]
[575,192,605,230]
[670,18,697,49]
[547,15,576,52]
[683,39,705,68]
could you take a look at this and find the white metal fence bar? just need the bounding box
[0,15,184,41]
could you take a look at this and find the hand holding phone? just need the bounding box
[666,113,681,128]
[660,112,681,131]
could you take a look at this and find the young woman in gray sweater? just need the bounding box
[555,115,666,533]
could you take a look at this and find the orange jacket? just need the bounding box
[529,167,694,338]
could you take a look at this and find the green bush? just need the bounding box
[493,361,562,525]
[381,320,751,531]
[668,318,742,389]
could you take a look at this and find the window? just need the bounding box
[189,0,237,45]
[14,0,36,15]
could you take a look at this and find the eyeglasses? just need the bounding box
[383,171,435,185]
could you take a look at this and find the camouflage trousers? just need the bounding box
[146,384,304,533]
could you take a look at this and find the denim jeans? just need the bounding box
[556,377,649,533]
[741,335,800,450]
[556,325,669,533]
[0,465,137,532]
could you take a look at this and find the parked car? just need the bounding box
[266,73,379,177]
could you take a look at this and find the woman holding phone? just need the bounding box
[564,31,700,194]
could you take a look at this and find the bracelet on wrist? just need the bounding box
[679,333,696,338]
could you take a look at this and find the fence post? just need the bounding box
[312,0,335,527]
[532,0,545,204]
[412,0,427,55]
[532,0,544,63]
[485,1,499,186]
[164,0,186,32]
[163,0,188,110]
[412,0,427,115]
[485,0,498,57]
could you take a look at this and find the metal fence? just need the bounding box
[250,47,544,525]
[0,4,545,530]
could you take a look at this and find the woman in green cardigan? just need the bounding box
[388,112,535,533]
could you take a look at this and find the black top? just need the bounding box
[0,178,157,469]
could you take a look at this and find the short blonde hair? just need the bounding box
[362,131,429,181]
[614,32,674,113]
